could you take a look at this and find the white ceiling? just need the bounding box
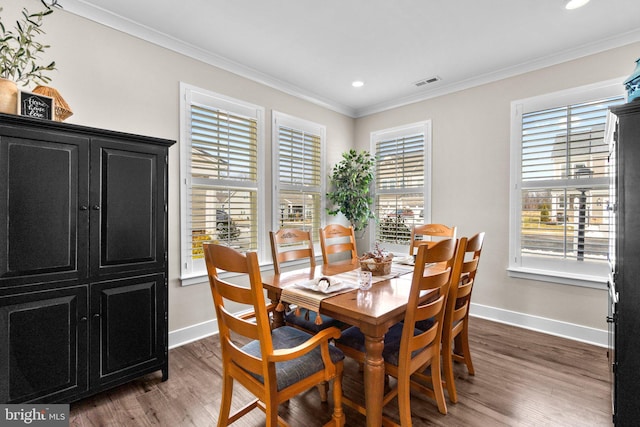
[61,0,640,117]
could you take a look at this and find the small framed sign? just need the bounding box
[19,90,55,120]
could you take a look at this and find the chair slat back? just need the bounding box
[409,223,457,255]
[319,224,357,264]
[462,232,485,280]
[451,280,473,325]
[203,243,273,377]
[443,232,485,343]
[453,232,485,319]
[399,238,460,368]
[270,228,316,274]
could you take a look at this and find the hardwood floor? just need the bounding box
[69,317,612,426]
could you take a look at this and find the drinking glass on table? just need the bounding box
[358,269,372,291]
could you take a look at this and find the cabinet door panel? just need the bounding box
[0,132,89,286]
[90,139,166,277]
[0,286,88,403]
[90,274,165,387]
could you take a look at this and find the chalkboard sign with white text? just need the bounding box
[19,91,54,120]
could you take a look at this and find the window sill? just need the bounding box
[180,273,209,287]
[507,267,607,290]
[180,257,322,286]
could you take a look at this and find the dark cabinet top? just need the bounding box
[611,100,640,117]
[0,113,175,148]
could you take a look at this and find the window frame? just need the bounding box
[369,120,432,254]
[271,111,326,252]
[179,83,265,285]
[508,78,625,289]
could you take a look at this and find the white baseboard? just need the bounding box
[169,319,219,349]
[168,303,608,349]
[470,302,607,348]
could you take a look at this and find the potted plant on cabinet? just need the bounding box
[326,149,376,234]
[0,0,60,114]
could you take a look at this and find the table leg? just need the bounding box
[364,333,385,427]
[268,291,285,329]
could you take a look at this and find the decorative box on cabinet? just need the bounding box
[608,101,640,426]
[0,113,174,403]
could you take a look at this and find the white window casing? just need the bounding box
[509,79,625,288]
[272,112,325,243]
[371,121,432,255]
[180,83,265,284]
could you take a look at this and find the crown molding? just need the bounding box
[59,0,357,117]
[354,28,640,117]
[60,0,640,119]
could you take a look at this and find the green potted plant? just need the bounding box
[326,149,376,233]
[0,0,60,114]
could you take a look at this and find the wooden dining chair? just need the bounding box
[203,243,345,427]
[441,232,485,404]
[336,239,463,425]
[409,223,457,256]
[269,228,316,275]
[319,224,358,265]
[269,228,345,335]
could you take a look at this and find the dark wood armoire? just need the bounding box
[0,113,174,403]
[608,100,640,425]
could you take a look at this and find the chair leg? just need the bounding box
[455,324,475,375]
[327,364,345,427]
[265,399,279,427]
[431,356,448,415]
[462,326,475,375]
[442,340,458,403]
[397,371,414,427]
[217,374,234,427]
[317,381,329,402]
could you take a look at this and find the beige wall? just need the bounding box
[5,0,638,340]
[355,42,640,331]
[1,0,354,333]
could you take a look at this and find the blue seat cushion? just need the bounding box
[337,323,424,367]
[241,326,344,391]
[414,317,435,332]
[285,308,346,333]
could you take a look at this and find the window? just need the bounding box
[272,112,324,242]
[509,80,624,287]
[180,83,264,282]
[372,121,431,253]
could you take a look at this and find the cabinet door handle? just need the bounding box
[92,205,100,210]
[79,206,88,211]
[80,317,87,322]
[93,313,100,318]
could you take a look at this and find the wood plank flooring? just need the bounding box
[69,317,612,426]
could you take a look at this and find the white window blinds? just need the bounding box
[180,84,263,280]
[278,127,321,188]
[274,114,324,241]
[375,131,426,245]
[519,96,623,263]
[509,81,625,287]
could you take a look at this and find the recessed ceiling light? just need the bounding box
[565,0,589,10]
[352,81,364,88]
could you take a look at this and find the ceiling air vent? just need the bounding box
[413,76,441,87]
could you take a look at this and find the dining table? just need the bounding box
[261,259,423,427]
